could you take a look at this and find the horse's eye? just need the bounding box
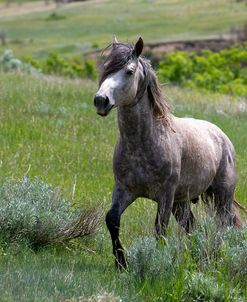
[126,69,134,76]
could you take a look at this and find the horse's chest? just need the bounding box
[113,147,168,196]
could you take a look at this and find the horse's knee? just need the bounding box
[105,208,120,231]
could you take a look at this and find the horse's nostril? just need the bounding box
[104,96,109,107]
[94,95,109,108]
[94,95,99,107]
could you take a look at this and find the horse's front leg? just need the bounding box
[105,182,134,270]
[155,183,177,239]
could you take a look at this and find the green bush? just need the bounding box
[183,272,227,302]
[126,220,246,301]
[158,43,247,96]
[0,50,97,80]
[0,177,102,248]
[24,53,97,80]
[0,49,40,75]
[219,227,247,283]
[127,236,183,283]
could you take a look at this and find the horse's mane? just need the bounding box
[99,43,171,125]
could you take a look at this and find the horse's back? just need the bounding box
[173,116,236,202]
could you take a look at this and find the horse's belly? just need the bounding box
[175,177,213,202]
[173,117,227,202]
[175,154,218,202]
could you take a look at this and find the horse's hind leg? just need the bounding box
[105,182,134,270]
[172,201,195,233]
[210,154,237,227]
[211,183,236,227]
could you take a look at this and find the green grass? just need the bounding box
[0,73,246,301]
[1,1,247,300]
[1,73,246,205]
[0,0,247,58]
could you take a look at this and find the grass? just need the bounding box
[1,73,246,205]
[1,1,247,300]
[0,72,246,300]
[0,0,247,58]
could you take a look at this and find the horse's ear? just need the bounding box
[112,35,119,48]
[133,37,144,57]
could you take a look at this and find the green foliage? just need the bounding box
[219,227,247,283]
[158,43,247,96]
[183,272,233,302]
[24,53,97,80]
[0,176,101,247]
[0,49,40,75]
[127,237,178,283]
[126,218,247,302]
[0,49,97,80]
[125,216,247,302]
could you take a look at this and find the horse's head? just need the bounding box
[94,37,144,116]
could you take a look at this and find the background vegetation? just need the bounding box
[158,43,247,96]
[1,0,247,58]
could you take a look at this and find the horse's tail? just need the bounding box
[233,200,247,227]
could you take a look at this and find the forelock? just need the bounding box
[99,43,136,85]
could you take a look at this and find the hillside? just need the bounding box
[0,0,247,58]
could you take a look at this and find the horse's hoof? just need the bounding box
[115,258,128,271]
[115,251,128,271]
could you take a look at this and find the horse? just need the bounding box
[93,37,241,269]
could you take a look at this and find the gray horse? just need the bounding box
[94,37,241,269]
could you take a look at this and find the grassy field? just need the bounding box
[0,0,247,58]
[0,73,246,301]
[0,0,247,300]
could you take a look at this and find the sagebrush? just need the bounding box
[0,176,102,247]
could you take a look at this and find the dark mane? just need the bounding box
[100,43,171,124]
[100,43,135,85]
[140,58,171,125]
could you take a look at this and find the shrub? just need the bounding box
[24,52,97,80]
[127,219,247,300]
[0,49,40,75]
[183,272,226,302]
[0,177,102,248]
[188,216,221,266]
[219,227,247,283]
[158,43,247,96]
[0,50,97,80]
[127,236,181,283]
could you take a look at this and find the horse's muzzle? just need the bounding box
[94,94,113,116]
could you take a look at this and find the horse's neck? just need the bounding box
[117,92,157,146]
